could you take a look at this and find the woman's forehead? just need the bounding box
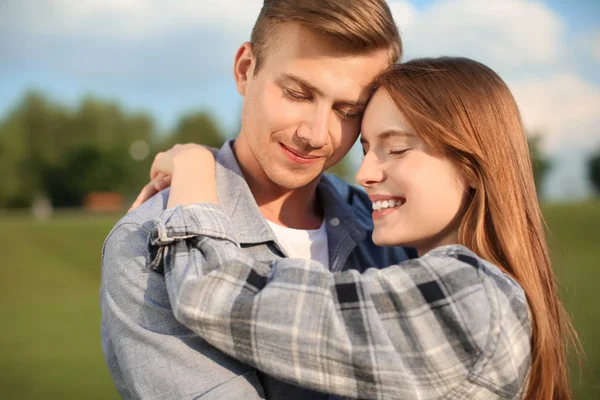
[361,89,412,140]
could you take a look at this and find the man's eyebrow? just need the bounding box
[282,73,324,97]
[282,73,367,107]
[360,129,413,145]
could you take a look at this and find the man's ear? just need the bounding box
[233,42,256,97]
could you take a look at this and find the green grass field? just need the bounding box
[1,202,598,399]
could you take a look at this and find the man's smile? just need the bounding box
[279,143,323,165]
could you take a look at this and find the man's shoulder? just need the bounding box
[101,190,170,305]
[110,189,170,233]
[103,189,171,259]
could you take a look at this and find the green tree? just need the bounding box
[0,91,158,208]
[0,92,71,207]
[43,146,126,207]
[70,97,156,197]
[527,134,551,197]
[588,151,600,195]
[71,97,154,150]
[165,111,225,149]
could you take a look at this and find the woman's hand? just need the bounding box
[130,144,217,211]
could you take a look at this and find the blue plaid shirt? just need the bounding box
[150,203,532,400]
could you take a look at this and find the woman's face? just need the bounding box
[356,88,470,255]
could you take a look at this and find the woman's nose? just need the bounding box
[355,152,384,188]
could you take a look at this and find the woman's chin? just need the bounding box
[372,232,407,248]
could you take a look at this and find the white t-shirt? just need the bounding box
[267,219,330,270]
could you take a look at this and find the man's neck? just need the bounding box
[232,139,323,230]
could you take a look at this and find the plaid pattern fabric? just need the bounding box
[151,203,531,400]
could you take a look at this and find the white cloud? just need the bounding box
[509,73,600,151]
[0,0,266,87]
[3,0,261,41]
[572,29,600,67]
[388,0,419,35]
[589,31,600,63]
[389,0,599,199]
[388,0,599,157]
[398,0,564,68]
[1,0,598,155]
[3,0,565,70]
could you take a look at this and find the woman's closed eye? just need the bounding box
[389,148,411,156]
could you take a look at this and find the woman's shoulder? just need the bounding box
[421,244,531,398]
[422,244,526,300]
[421,244,529,329]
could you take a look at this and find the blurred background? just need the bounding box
[0,0,598,398]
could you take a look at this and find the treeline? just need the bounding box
[0,91,355,209]
[0,91,229,209]
[3,90,595,210]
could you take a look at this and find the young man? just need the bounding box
[101,1,412,399]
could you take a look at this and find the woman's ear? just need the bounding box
[233,42,256,97]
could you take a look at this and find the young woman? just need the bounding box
[146,58,577,399]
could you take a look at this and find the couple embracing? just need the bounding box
[101,1,577,399]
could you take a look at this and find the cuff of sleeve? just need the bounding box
[150,203,239,246]
[148,203,239,272]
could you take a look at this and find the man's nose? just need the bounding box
[355,152,385,188]
[297,107,329,149]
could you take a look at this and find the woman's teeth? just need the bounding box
[372,199,402,211]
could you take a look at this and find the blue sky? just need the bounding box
[1,0,599,200]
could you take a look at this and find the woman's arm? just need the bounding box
[151,203,520,399]
[129,143,217,211]
[146,146,529,399]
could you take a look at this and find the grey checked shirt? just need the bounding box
[101,141,412,399]
[149,203,532,400]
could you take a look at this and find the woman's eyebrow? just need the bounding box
[360,129,413,146]
[377,129,413,140]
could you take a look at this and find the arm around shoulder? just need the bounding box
[154,206,510,399]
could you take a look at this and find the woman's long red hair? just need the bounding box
[373,57,580,399]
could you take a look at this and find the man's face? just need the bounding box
[235,23,390,190]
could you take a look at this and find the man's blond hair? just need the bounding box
[250,0,402,72]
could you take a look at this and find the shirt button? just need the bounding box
[329,218,340,227]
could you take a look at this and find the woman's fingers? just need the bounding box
[152,173,167,191]
[150,152,165,180]
[129,174,172,211]
[132,143,215,212]
[150,144,212,181]
[129,181,157,212]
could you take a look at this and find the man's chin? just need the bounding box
[275,177,319,190]
[268,169,322,190]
